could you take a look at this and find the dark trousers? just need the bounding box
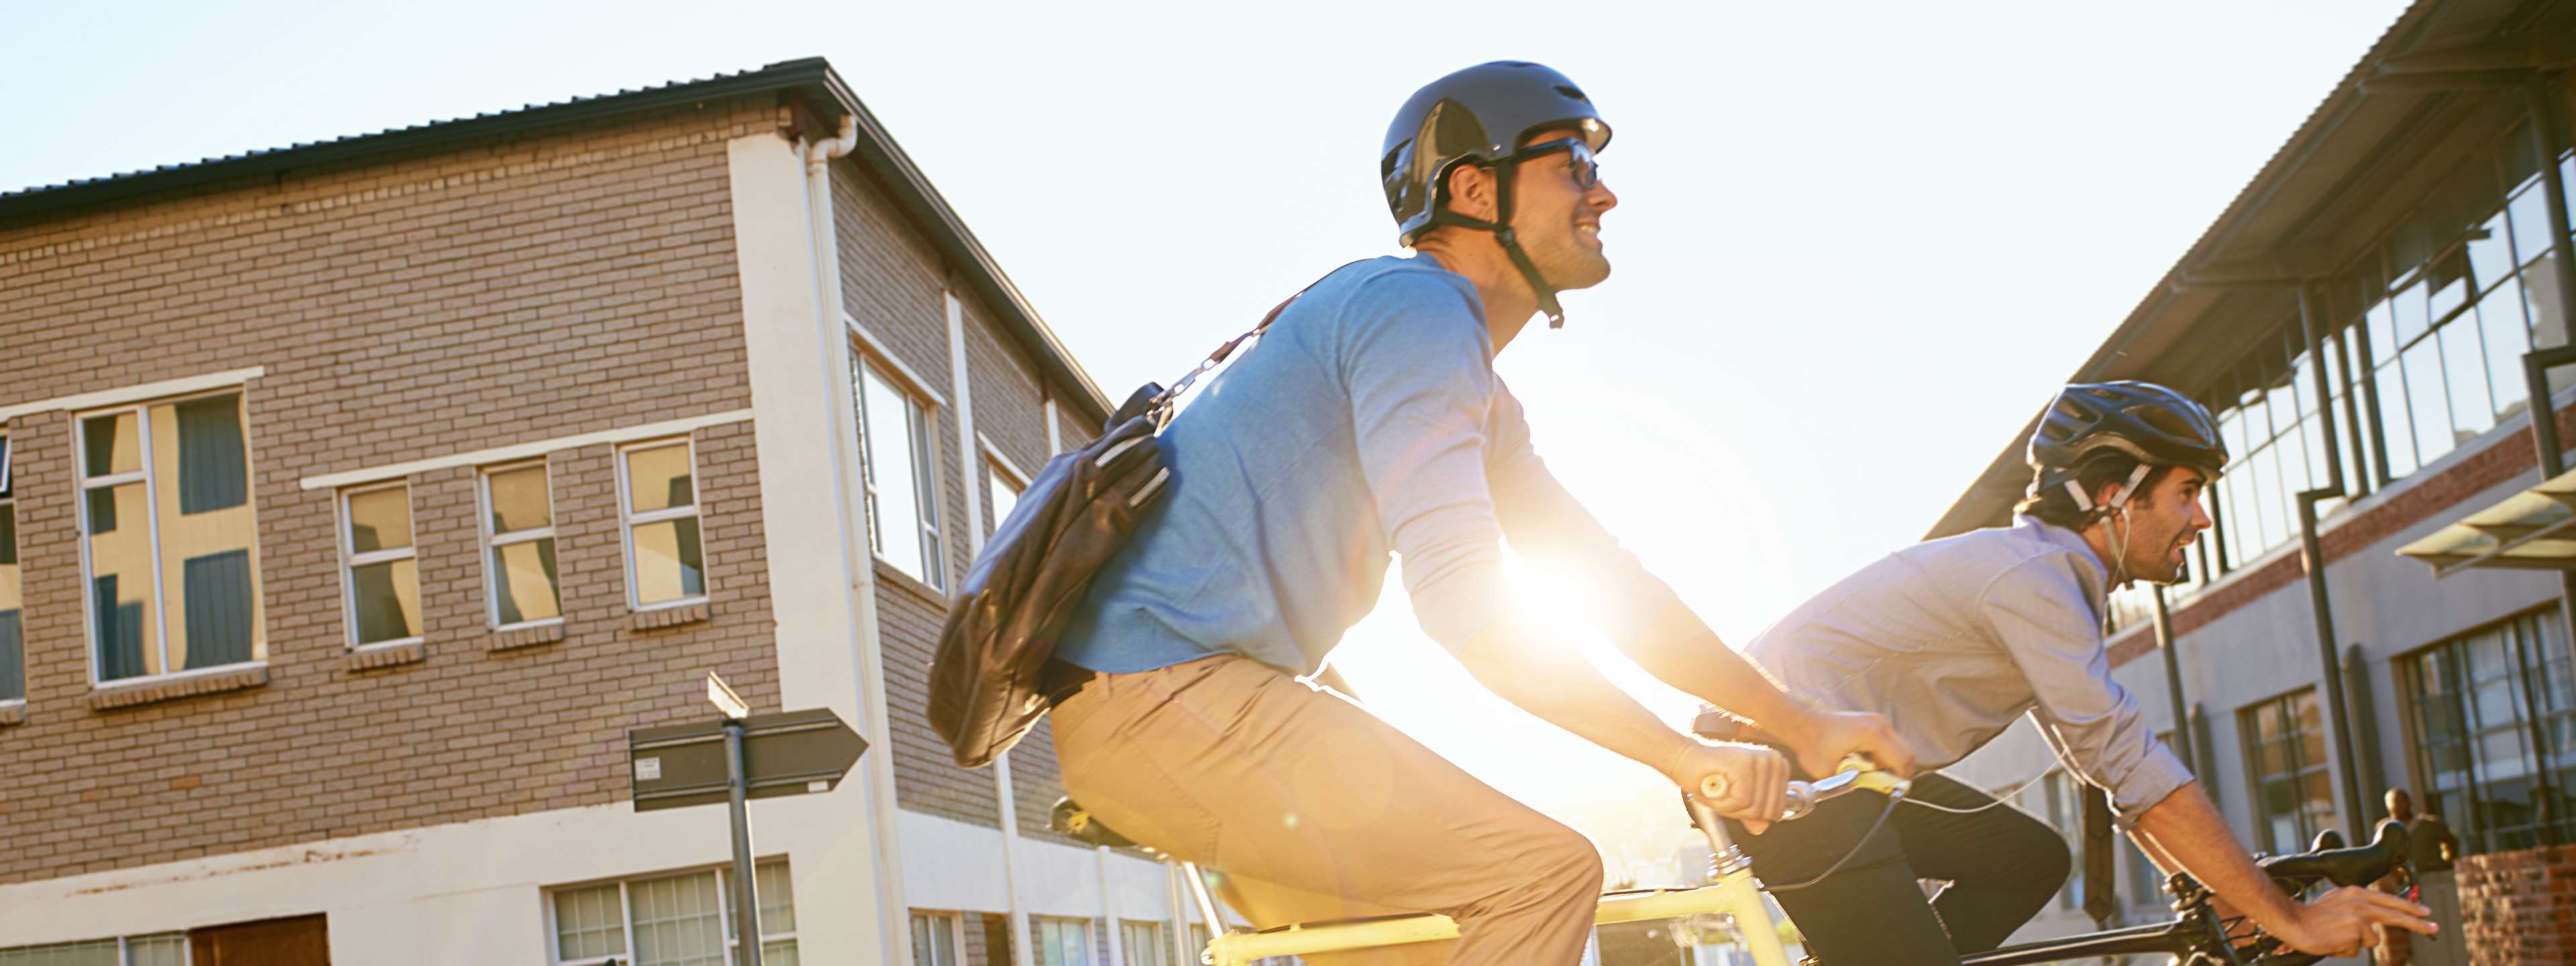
[1726,772,2070,966]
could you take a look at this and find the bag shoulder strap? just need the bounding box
[1148,261,1364,423]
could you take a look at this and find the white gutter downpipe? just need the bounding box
[799,113,909,963]
[953,292,1039,966]
[1097,847,1124,966]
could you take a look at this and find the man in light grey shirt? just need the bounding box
[1728,382,2433,966]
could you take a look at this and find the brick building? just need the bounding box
[0,59,1207,965]
[1927,1,2576,961]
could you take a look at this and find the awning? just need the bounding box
[2396,468,2576,577]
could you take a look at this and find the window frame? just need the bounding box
[910,910,965,966]
[984,439,1030,540]
[0,930,190,964]
[2238,687,2340,854]
[851,347,949,592]
[543,860,796,966]
[1118,919,1169,966]
[72,388,266,687]
[1032,915,1093,966]
[0,431,19,709]
[2396,605,2575,854]
[337,480,423,651]
[614,438,710,612]
[478,459,564,631]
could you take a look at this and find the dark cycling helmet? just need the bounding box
[1383,61,1611,329]
[2027,381,2229,518]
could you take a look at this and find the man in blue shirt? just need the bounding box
[1049,62,1913,965]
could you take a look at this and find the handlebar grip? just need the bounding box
[1699,773,1731,801]
[2247,953,2322,966]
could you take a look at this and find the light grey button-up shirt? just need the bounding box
[1746,515,2194,820]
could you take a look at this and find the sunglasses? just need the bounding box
[1515,138,1601,191]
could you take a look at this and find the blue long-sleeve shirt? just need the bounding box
[1054,254,1674,676]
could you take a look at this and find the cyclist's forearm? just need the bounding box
[1620,598,1816,735]
[1459,610,1695,774]
[2133,782,2302,935]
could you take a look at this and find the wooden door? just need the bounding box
[189,914,327,965]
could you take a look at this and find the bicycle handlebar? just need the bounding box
[2257,818,2410,891]
[1694,754,1909,822]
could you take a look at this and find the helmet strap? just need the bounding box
[1429,158,1568,328]
[2063,462,2155,530]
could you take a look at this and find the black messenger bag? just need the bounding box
[927,282,1324,769]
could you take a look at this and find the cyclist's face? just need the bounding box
[2118,467,2214,584]
[1511,127,1620,288]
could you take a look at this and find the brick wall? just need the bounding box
[824,160,1110,834]
[879,559,1000,826]
[0,99,792,883]
[2456,844,2576,965]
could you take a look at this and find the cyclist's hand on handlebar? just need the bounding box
[2275,885,2434,957]
[1788,709,1916,780]
[1667,741,1789,835]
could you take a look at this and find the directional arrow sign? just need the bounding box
[628,708,869,813]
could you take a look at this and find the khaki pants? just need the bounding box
[1053,654,1605,966]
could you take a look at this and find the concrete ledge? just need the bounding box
[87,665,268,711]
[0,704,23,727]
[629,602,709,631]
[343,641,425,672]
[485,623,566,652]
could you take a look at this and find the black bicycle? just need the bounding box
[1958,820,2413,966]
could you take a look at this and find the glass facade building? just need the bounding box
[2101,123,2576,638]
[2202,125,2573,578]
[2401,608,2576,852]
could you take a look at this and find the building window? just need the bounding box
[2351,119,2570,485]
[2401,608,2576,853]
[2204,322,2364,574]
[620,441,708,610]
[0,931,187,965]
[481,462,562,629]
[549,861,796,965]
[2181,117,2576,586]
[76,392,264,682]
[1118,921,1166,966]
[1033,916,1091,966]
[1,434,20,704]
[853,356,944,590]
[340,483,422,647]
[988,457,1025,538]
[2242,688,2339,853]
[910,912,960,966]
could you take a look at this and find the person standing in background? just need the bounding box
[2377,788,2463,966]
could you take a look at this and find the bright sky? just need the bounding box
[4,0,2410,873]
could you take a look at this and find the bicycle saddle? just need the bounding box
[2257,819,2408,890]
[1051,796,1140,849]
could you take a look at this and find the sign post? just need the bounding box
[714,673,761,966]
[629,672,869,966]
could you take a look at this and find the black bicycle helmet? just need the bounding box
[1382,61,1611,329]
[2027,382,2229,516]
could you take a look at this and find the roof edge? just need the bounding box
[0,57,1114,424]
[1926,0,2449,539]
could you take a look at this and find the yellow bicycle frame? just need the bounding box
[1198,768,1907,966]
